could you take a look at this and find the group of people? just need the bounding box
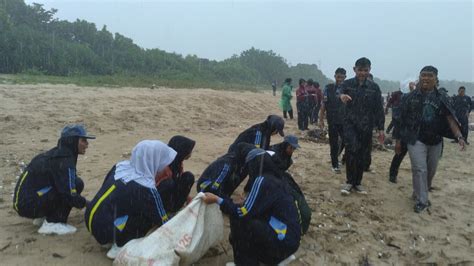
[13,115,310,265]
[12,56,469,264]
[279,77,323,131]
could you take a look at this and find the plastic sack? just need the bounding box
[114,192,224,266]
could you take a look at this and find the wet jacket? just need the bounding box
[453,95,472,119]
[342,78,385,132]
[394,88,459,145]
[296,85,309,103]
[218,173,301,252]
[13,136,86,213]
[198,143,253,197]
[85,166,169,244]
[280,83,293,111]
[323,83,344,125]
[228,115,283,153]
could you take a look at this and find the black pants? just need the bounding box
[364,131,373,171]
[344,126,372,186]
[328,122,344,168]
[386,120,395,134]
[157,172,194,213]
[459,116,469,142]
[17,178,84,223]
[297,102,309,130]
[389,141,408,178]
[229,218,297,266]
[283,109,293,119]
[310,104,320,124]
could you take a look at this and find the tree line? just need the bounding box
[1,0,471,93]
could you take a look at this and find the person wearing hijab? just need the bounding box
[157,135,196,213]
[84,140,176,259]
[202,150,301,265]
[227,115,285,153]
[197,143,254,197]
[13,124,94,235]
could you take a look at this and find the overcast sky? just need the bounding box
[26,0,473,82]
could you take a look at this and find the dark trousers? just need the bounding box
[459,116,469,141]
[283,109,293,119]
[386,120,395,134]
[229,218,297,266]
[344,126,372,186]
[328,122,344,168]
[17,178,84,223]
[364,134,373,171]
[310,104,320,124]
[297,102,309,130]
[389,141,408,178]
[157,172,194,213]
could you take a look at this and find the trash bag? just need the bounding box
[114,192,224,266]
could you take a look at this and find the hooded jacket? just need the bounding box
[269,142,293,172]
[168,136,196,179]
[228,115,284,153]
[198,143,253,197]
[13,136,86,213]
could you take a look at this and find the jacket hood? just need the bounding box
[168,135,196,174]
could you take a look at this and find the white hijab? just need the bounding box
[114,140,177,189]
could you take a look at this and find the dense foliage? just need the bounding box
[1,0,471,93]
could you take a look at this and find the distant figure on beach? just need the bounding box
[13,124,94,235]
[296,78,310,131]
[339,57,385,195]
[452,86,472,145]
[394,66,465,213]
[85,140,176,259]
[280,78,294,119]
[272,80,277,96]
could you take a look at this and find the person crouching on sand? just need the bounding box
[13,124,94,235]
[84,140,176,259]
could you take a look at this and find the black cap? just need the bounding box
[267,115,285,137]
[61,124,96,139]
[284,135,300,149]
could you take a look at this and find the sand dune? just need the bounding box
[0,84,473,265]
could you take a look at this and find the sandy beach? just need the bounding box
[0,84,473,265]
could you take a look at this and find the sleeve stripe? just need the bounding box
[150,188,168,223]
[213,164,230,188]
[255,131,262,147]
[243,176,264,212]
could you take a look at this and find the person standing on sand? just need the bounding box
[272,80,277,96]
[280,78,294,119]
[319,67,347,173]
[296,78,310,131]
[394,66,465,213]
[13,124,94,235]
[452,86,472,145]
[387,81,416,183]
[339,57,385,195]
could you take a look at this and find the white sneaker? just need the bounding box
[38,221,77,235]
[278,254,296,266]
[341,184,352,195]
[225,263,236,266]
[32,217,45,227]
[106,243,122,260]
